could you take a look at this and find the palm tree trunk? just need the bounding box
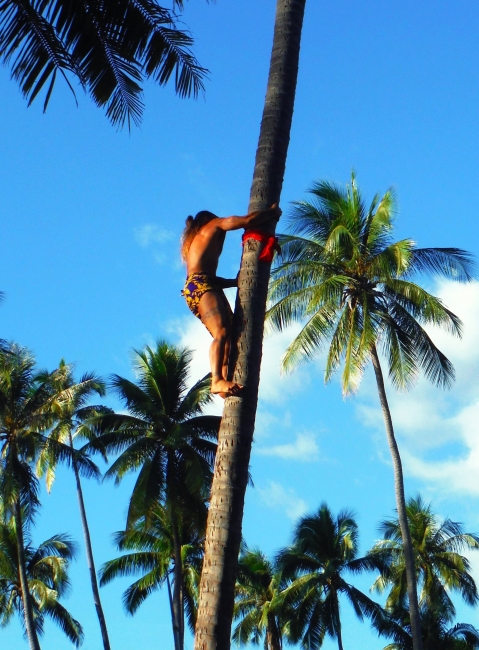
[170,512,184,650]
[331,591,344,650]
[194,2,306,649]
[370,345,423,650]
[69,435,111,650]
[167,571,182,650]
[267,613,282,650]
[13,501,41,650]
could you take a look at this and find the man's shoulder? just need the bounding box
[200,218,224,234]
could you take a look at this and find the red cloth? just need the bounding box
[242,230,281,263]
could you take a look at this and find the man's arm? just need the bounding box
[214,204,281,232]
[215,275,238,289]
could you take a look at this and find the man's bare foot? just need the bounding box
[211,378,243,398]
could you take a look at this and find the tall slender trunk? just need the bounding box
[166,452,184,650]
[13,501,41,650]
[332,592,343,650]
[69,434,111,650]
[166,572,177,646]
[370,345,423,650]
[194,2,306,649]
[171,511,184,650]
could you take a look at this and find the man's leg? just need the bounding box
[197,291,242,397]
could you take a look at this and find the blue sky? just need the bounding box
[2,0,479,648]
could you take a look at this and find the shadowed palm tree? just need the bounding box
[277,504,383,650]
[90,340,220,650]
[369,495,479,615]
[0,511,83,646]
[266,175,475,650]
[233,548,292,650]
[372,599,479,650]
[35,360,113,650]
[196,2,308,646]
[0,0,206,127]
[99,503,203,647]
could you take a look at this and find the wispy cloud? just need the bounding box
[256,431,319,462]
[134,224,174,248]
[257,481,308,520]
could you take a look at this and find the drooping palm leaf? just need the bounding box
[0,0,207,127]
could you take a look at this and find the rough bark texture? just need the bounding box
[14,502,41,650]
[194,2,306,649]
[70,434,111,650]
[370,346,424,650]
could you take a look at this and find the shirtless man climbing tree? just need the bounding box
[181,204,281,397]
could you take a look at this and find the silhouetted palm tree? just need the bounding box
[233,548,292,650]
[99,503,203,648]
[277,504,383,650]
[0,0,206,127]
[0,511,83,646]
[372,600,479,650]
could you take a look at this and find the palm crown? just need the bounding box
[267,174,475,393]
[0,0,206,127]
[0,513,83,645]
[90,341,220,527]
[233,548,288,650]
[276,504,382,650]
[369,495,479,614]
[99,503,203,634]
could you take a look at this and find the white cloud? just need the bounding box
[356,280,479,497]
[401,399,479,495]
[134,224,174,247]
[257,481,308,520]
[256,431,319,462]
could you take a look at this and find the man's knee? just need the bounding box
[215,326,229,342]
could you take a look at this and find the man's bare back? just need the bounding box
[181,205,281,397]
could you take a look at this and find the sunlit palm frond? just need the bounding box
[383,279,463,336]
[409,247,476,282]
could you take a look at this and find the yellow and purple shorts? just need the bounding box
[181,273,232,320]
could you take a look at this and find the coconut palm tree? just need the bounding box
[0,510,83,646]
[89,340,220,650]
[0,344,63,650]
[195,3,307,647]
[372,600,479,650]
[233,548,292,650]
[276,504,383,650]
[35,360,113,650]
[368,495,479,614]
[99,503,203,647]
[265,175,475,650]
[0,0,206,127]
